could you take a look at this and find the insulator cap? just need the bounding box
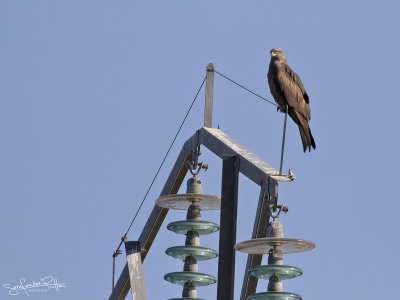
[185,230,200,246]
[186,204,201,220]
[184,256,198,272]
[267,220,284,238]
[186,176,203,194]
[182,282,197,297]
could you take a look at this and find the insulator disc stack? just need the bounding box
[156,175,220,300]
[235,216,315,300]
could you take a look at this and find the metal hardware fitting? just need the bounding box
[269,204,288,220]
[187,146,208,176]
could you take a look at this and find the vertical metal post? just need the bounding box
[125,241,147,300]
[112,249,122,291]
[217,155,239,300]
[112,255,116,290]
[204,63,215,128]
[240,178,278,300]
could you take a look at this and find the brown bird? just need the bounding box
[268,48,316,152]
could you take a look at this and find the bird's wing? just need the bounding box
[284,64,309,104]
[276,63,311,120]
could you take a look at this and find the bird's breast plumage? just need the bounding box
[268,60,311,121]
[268,61,288,110]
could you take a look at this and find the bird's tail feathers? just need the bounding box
[293,111,316,152]
[298,125,309,152]
[309,126,316,151]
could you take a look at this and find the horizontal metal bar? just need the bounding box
[199,127,291,183]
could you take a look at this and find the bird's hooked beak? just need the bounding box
[271,51,277,57]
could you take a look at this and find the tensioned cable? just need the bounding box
[113,76,207,258]
[214,69,289,177]
[214,70,278,107]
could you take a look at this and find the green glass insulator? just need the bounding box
[167,220,219,235]
[166,246,218,261]
[248,265,302,280]
[164,271,216,286]
[248,292,302,300]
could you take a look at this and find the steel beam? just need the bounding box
[217,155,240,300]
[198,127,291,183]
[240,178,278,300]
[125,241,147,300]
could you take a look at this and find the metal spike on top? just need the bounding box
[156,156,220,299]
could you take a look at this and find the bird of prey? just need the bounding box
[268,48,316,152]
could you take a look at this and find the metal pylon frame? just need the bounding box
[108,127,292,300]
[108,63,293,300]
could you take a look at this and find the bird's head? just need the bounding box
[270,48,286,61]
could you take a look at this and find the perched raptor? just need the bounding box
[268,48,316,152]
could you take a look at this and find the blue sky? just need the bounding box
[1,1,400,299]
